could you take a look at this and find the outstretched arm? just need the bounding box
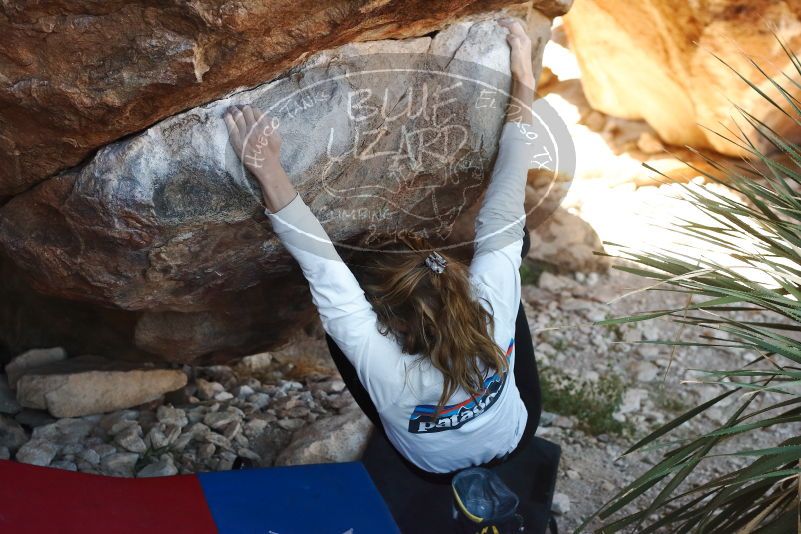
[224,107,400,408]
[469,18,536,321]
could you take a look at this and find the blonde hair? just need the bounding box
[354,233,508,415]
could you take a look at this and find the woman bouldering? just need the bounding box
[224,17,542,477]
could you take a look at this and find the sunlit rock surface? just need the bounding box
[564,0,801,157]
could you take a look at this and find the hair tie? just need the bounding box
[425,251,448,274]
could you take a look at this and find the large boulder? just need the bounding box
[15,356,188,417]
[0,0,577,197]
[0,13,568,364]
[563,0,801,157]
[527,207,609,273]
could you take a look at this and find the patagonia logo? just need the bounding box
[407,338,514,434]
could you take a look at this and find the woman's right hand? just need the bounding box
[224,105,298,213]
[499,18,534,89]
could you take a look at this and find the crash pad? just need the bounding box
[0,459,397,533]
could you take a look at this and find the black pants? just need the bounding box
[325,232,542,475]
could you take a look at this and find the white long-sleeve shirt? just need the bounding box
[266,121,535,473]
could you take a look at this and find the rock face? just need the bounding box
[14,356,188,417]
[0,13,562,364]
[563,0,801,157]
[0,0,580,197]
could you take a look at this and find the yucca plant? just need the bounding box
[582,40,801,533]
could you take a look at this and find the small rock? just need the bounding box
[216,451,237,471]
[280,406,311,419]
[637,344,661,359]
[204,432,232,450]
[235,353,273,372]
[101,452,140,477]
[51,460,78,471]
[185,407,206,425]
[203,411,238,430]
[276,409,372,466]
[640,324,662,341]
[223,420,242,440]
[109,419,139,436]
[277,418,306,431]
[324,393,355,411]
[156,405,188,428]
[4,347,67,388]
[635,361,659,382]
[214,391,234,402]
[539,411,556,427]
[637,131,665,154]
[244,418,270,438]
[552,492,571,515]
[162,424,182,445]
[195,379,223,400]
[145,426,170,449]
[16,439,59,466]
[89,443,117,458]
[583,110,606,132]
[78,448,101,465]
[99,410,139,433]
[235,385,255,399]
[279,381,303,393]
[538,272,573,293]
[622,328,642,343]
[566,469,580,480]
[553,415,575,429]
[61,443,84,456]
[310,380,346,394]
[198,443,216,460]
[0,446,9,459]
[32,418,94,444]
[236,448,261,462]
[617,388,649,415]
[0,375,21,414]
[247,393,271,410]
[115,425,147,454]
[137,456,178,478]
[0,415,28,451]
[171,432,193,452]
[233,433,250,448]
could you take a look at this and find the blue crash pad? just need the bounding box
[197,461,399,533]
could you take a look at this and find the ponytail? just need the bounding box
[356,234,508,415]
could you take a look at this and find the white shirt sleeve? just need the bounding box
[469,121,535,324]
[266,194,402,410]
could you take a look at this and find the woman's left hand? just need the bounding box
[224,105,297,212]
